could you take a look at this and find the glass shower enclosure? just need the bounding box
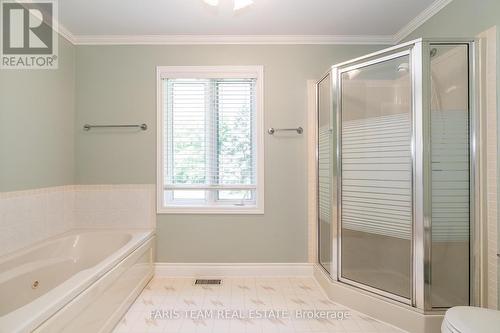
[317,39,479,311]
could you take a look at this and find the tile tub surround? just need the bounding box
[113,276,405,333]
[74,184,155,229]
[0,186,75,257]
[0,184,155,256]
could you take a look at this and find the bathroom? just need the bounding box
[1,0,500,332]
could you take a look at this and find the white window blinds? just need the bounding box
[162,77,258,208]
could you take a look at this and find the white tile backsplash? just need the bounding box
[74,185,155,229]
[0,184,155,257]
[0,186,75,256]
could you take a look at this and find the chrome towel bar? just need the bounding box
[83,124,148,131]
[267,127,303,135]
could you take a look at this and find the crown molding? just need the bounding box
[17,0,77,45]
[56,23,76,45]
[393,0,454,43]
[54,0,453,46]
[71,34,394,45]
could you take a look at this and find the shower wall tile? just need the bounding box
[482,26,498,309]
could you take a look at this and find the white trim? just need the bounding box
[156,66,265,215]
[155,208,264,215]
[393,0,454,43]
[154,263,314,277]
[72,34,394,46]
[156,67,164,215]
[52,1,452,46]
[306,80,318,263]
[10,0,76,44]
[57,22,76,44]
[157,65,262,79]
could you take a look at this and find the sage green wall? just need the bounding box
[75,44,384,262]
[0,36,76,192]
[405,0,500,41]
[404,0,499,119]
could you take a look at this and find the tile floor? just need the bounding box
[113,277,405,333]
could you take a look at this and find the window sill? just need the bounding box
[157,206,264,215]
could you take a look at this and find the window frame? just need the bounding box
[156,66,265,214]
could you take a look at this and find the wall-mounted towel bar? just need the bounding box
[83,124,148,131]
[267,127,303,135]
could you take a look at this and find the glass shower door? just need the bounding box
[429,44,470,308]
[339,54,413,301]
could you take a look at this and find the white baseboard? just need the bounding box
[154,263,314,277]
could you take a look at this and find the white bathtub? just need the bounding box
[0,229,155,333]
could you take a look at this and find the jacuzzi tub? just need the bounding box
[0,229,155,333]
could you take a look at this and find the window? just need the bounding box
[157,66,264,214]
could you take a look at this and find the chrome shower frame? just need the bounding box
[316,38,482,312]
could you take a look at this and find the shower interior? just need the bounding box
[317,39,478,311]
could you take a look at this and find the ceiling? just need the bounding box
[56,0,452,44]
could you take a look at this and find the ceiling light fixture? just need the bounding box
[203,0,253,11]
